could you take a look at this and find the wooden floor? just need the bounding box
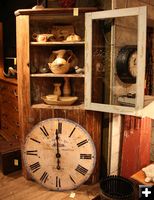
[0,170,100,200]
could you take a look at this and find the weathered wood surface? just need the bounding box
[0,171,100,200]
[120,116,151,178]
[15,8,97,16]
[0,80,19,145]
[0,138,19,153]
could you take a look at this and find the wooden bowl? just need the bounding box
[41,96,78,106]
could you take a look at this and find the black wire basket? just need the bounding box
[100,175,134,200]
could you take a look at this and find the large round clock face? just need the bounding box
[128,51,137,78]
[116,45,137,84]
[23,118,96,191]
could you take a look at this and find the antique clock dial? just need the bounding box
[23,118,96,191]
[116,45,137,84]
[128,51,137,78]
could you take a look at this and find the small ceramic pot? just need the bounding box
[48,49,78,74]
[32,33,55,42]
[53,83,62,97]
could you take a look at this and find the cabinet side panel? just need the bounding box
[16,15,30,138]
[16,15,31,178]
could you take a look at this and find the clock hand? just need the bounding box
[57,158,60,170]
[55,129,61,157]
[55,129,61,170]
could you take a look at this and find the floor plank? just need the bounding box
[0,171,100,200]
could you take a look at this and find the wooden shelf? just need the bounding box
[15,7,97,16]
[30,73,85,78]
[30,41,85,46]
[118,95,154,107]
[31,103,85,110]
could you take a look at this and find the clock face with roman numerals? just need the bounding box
[23,118,96,191]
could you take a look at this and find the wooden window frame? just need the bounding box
[85,6,147,116]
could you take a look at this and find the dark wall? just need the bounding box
[0,0,37,57]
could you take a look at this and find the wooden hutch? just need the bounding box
[15,8,102,182]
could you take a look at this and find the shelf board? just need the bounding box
[30,73,85,78]
[30,41,85,46]
[118,95,154,107]
[15,8,97,16]
[31,103,85,110]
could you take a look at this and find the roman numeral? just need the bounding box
[80,154,92,159]
[56,176,61,188]
[29,162,41,173]
[69,127,76,137]
[77,139,88,147]
[40,126,49,137]
[75,164,88,176]
[40,171,48,183]
[58,122,62,134]
[69,175,76,184]
[26,150,38,156]
[30,138,41,144]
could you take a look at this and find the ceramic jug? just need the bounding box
[48,49,78,74]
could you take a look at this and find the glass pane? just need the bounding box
[91,16,138,107]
